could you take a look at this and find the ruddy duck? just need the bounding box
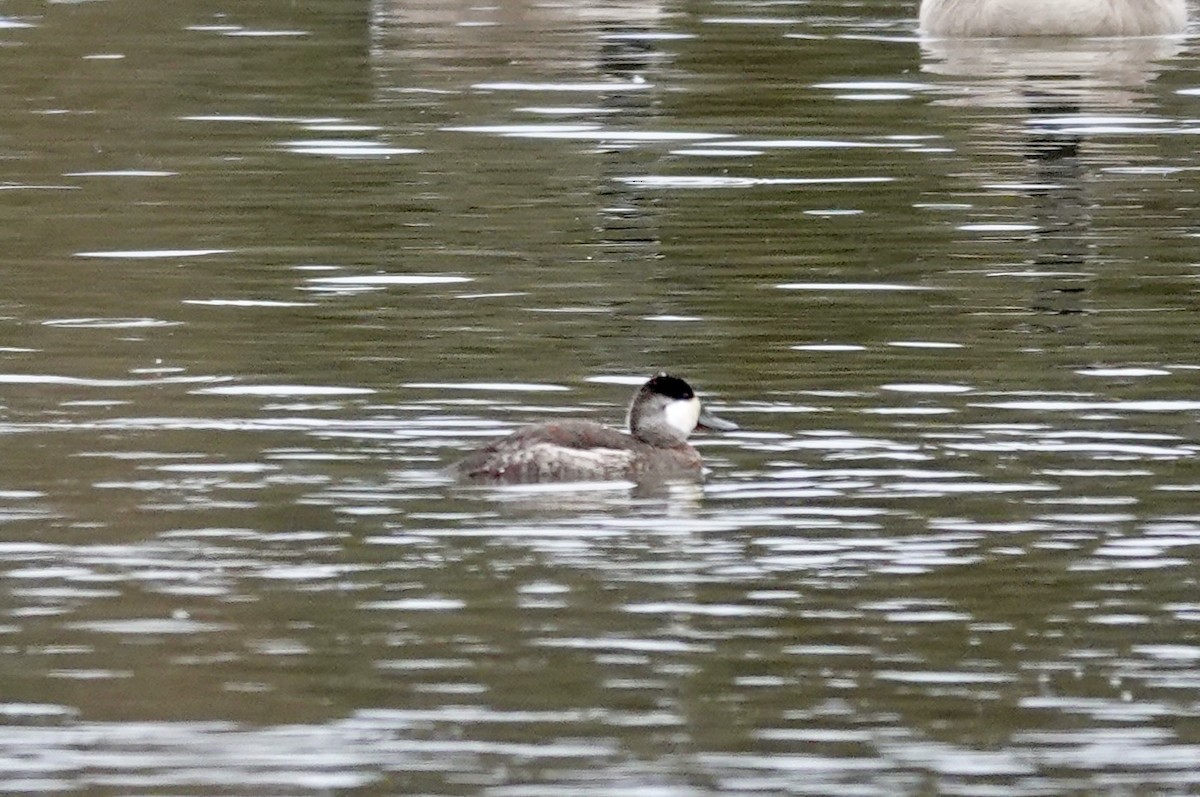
[450,373,737,483]
[918,0,1187,36]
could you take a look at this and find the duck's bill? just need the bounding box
[697,408,738,432]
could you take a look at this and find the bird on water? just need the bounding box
[450,373,738,484]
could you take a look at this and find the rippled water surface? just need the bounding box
[2,0,1200,794]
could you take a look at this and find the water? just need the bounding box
[1,0,1199,793]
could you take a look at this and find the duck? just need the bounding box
[450,373,737,483]
[918,0,1188,36]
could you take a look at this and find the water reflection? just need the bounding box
[1,0,1200,794]
[919,34,1187,319]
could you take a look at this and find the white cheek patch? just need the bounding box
[664,397,701,437]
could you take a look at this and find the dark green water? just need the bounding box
[1,0,1198,794]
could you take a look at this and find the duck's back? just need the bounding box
[452,419,699,483]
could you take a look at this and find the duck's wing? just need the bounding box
[514,420,635,450]
[453,420,640,482]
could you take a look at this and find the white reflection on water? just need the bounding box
[0,374,228,387]
[671,147,762,156]
[473,80,653,92]
[67,617,231,634]
[619,176,893,189]
[303,274,472,295]
[446,124,727,143]
[41,317,181,329]
[63,170,176,177]
[183,299,315,307]
[776,281,929,290]
[720,138,906,149]
[976,399,1200,413]
[792,343,866,352]
[1075,367,1171,377]
[402,382,570,392]
[814,81,930,92]
[73,249,230,259]
[881,383,972,394]
[219,28,310,38]
[2,1,1199,794]
[280,139,422,157]
[182,114,345,124]
[956,222,1040,233]
[194,385,375,397]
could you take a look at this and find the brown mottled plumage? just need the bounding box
[450,374,735,484]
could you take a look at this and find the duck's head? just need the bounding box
[627,373,738,447]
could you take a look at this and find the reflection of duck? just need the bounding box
[917,16,1185,323]
[451,374,737,483]
[919,0,1187,37]
[920,34,1184,102]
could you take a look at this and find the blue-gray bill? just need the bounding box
[698,407,738,432]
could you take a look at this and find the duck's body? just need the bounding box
[452,418,703,483]
[450,374,736,484]
[918,0,1187,36]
